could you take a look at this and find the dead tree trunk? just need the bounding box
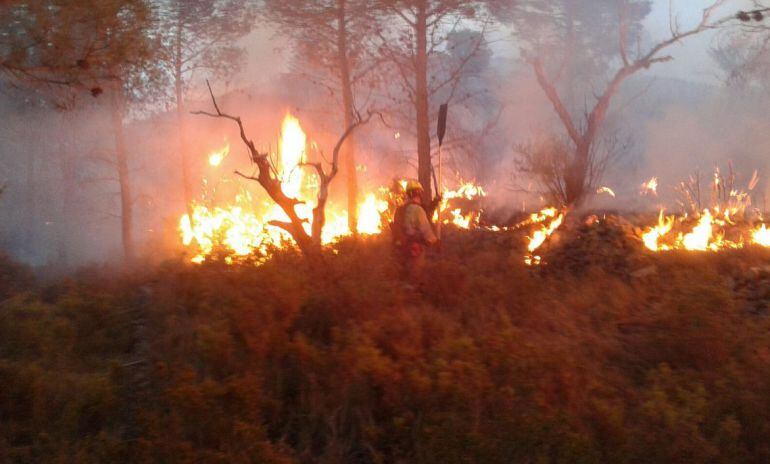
[110,85,134,263]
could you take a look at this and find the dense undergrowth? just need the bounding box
[1,230,770,463]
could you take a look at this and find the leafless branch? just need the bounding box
[193,81,377,250]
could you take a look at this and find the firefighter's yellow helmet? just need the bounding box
[405,179,423,195]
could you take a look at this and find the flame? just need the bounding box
[182,150,770,267]
[180,113,396,263]
[179,193,286,264]
[524,207,565,265]
[752,224,770,247]
[597,186,616,197]
[681,209,715,251]
[444,181,486,201]
[640,208,743,252]
[180,114,313,263]
[265,113,316,238]
[278,114,306,198]
[185,146,770,267]
[639,171,761,252]
[357,193,388,235]
[438,180,486,229]
[641,177,658,195]
[528,207,558,225]
[448,209,472,229]
[642,210,675,251]
[527,212,564,253]
[208,143,229,167]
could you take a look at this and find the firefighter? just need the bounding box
[392,180,439,281]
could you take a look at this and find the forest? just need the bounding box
[1,1,770,462]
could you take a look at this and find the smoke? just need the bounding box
[639,84,770,209]
[2,1,769,269]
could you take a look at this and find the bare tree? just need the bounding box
[515,133,630,206]
[506,0,750,207]
[265,0,381,234]
[193,82,376,257]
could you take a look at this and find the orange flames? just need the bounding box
[641,177,658,196]
[181,128,770,267]
[524,207,565,266]
[752,224,770,247]
[180,113,388,263]
[639,169,769,252]
[641,210,675,251]
[640,207,770,252]
[438,180,487,229]
[179,193,280,264]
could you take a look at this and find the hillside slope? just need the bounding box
[1,234,769,463]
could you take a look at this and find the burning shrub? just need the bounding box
[538,215,642,276]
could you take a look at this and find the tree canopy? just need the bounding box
[0,1,156,92]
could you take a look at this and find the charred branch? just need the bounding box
[309,110,379,241]
[193,80,315,253]
[193,81,376,253]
